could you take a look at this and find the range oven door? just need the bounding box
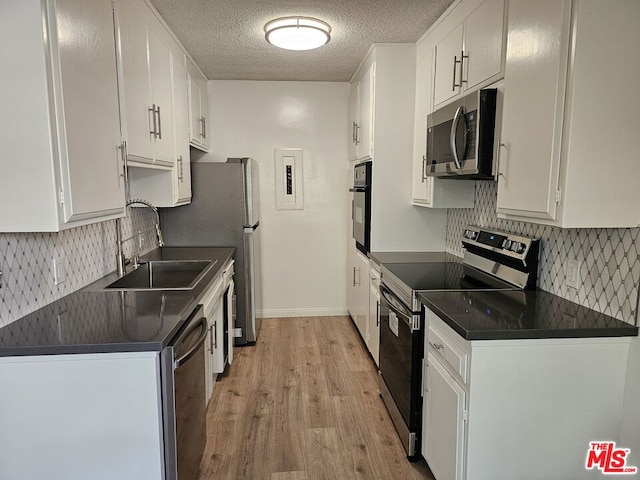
[378,283,423,460]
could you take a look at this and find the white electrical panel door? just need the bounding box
[274,148,304,210]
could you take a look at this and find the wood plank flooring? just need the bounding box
[198,316,435,480]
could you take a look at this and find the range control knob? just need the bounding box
[510,242,526,254]
[502,239,512,250]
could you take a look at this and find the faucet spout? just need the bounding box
[115,198,165,276]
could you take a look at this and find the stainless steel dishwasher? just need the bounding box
[161,305,207,480]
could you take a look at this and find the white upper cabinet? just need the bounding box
[348,63,375,161]
[0,0,125,232]
[188,61,210,152]
[433,0,505,107]
[172,54,192,204]
[115,0,175,168]
[497,0,640,228]
[128,51,192,207]
[412,49,475,208]
[348,83,359,161]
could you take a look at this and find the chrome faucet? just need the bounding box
[115,199,165,276]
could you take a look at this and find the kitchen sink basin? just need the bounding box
[105,260,216,291]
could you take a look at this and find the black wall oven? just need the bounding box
[350,161,372,254]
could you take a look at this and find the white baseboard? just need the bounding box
[257,307,349,318]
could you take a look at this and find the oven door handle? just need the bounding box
[379,284,413,329]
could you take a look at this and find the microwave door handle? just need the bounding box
[450,106,465,170]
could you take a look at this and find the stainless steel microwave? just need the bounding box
[426,88,498,179]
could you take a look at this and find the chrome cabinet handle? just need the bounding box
[460,50,468,86]
[200,116,206,138]
[156,105,162,139]
[213,320,218,349]
[452,56,461,91]
[232,294,237,322]
[496,142,508,180]
[430,342,444,350]
[149,104,157,137]
[177,156,184,181]
[376,300,380,327]
[421,154,427,182]
[352,121,356,143]
[208,325,214,353]
[450,105,466,170]
[355,123,360,145]
[118,141,128,185]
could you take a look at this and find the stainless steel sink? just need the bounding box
[105,260,216,291]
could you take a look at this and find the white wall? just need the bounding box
[202,80,350,318]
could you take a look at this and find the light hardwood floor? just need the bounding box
[198,316,435,480]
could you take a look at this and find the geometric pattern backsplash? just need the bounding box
[3,180,639,327]
[0,207,158,328]
[446,181,640,325]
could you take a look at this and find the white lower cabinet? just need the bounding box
[424,352,466,480]
[0,352,164,480]
[347,242,369,340]
[422,306,633,480]
[367,266,381,366]
[202,259,235,402]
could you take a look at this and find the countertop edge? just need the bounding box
[421,295,639,341]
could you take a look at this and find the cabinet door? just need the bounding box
[412,50,434,205]
[188,71,202,146]
[368,271,380,366]
[198,77,210,150]
[148,29,174,165]
[171,52,191,204]
[226,279,235,365]
[347,238,358,319]
[496,0,570,222]
[55,0,125,223]
[211,296,225,374]
[116,0,154,164]
[425,352,466,480]
[434,23,463,106]
[463,0,505,90]
[348,83,359,161]
[357,63,375,160]
[354,250,369,340]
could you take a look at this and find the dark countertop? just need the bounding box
[0,247,234,356]
[420,289,639,340]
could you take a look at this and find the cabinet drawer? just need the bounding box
[428,322,468,383]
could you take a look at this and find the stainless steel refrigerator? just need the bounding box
[159,158,261,344]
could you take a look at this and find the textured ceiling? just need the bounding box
[148,0,455,81]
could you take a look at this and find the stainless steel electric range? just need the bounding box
[377,226,540,459]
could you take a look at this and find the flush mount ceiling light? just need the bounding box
[264,17,331,51]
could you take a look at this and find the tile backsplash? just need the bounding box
[0,208,158,327]
[446,182,640,325]
[3,181,639,327]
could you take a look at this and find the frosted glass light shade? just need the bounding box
[264,17,331,51]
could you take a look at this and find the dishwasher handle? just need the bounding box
[174,311,208,368]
